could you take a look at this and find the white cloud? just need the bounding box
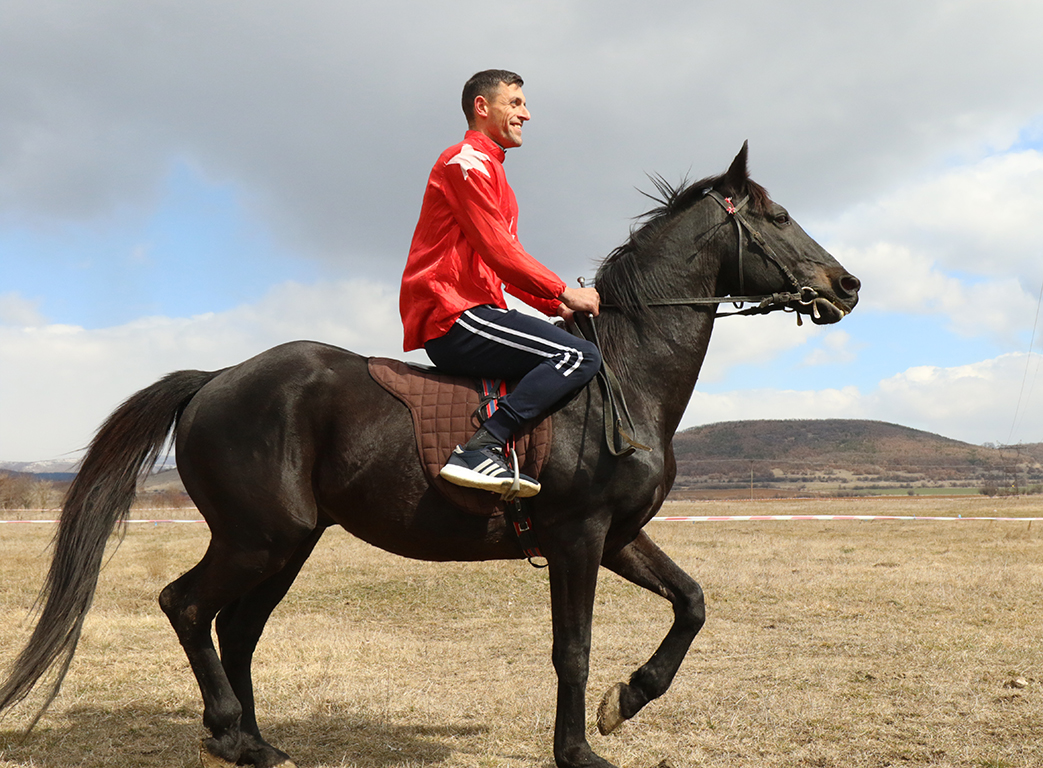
[696,314,867,382]
[684,386,866,433]
[836,242,1036,342]
[0,278,417,461]
[5,0,1043,458]
[818,149,1043,343]
[683,352,1042,446]
[5,276,1039,461]
[0,292,46,327]
[6,1,1043,279]
[870,354,1036,444]
[846,151,1043,279]
[699,312,823,382]
[920,153,1043,267]
[802,330,856,367]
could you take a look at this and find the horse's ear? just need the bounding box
[719,140,750,196]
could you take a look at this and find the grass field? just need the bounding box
[2,496,1042,767]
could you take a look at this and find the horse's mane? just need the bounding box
[591,170,769,374]
[594,171,770,318]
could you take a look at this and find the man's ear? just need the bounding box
[473,95,490,120]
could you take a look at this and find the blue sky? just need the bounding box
[2,162,316,328]
[3,0,1043,462]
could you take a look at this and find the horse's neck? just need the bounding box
[594,197,730,447]
[602,258,725,444]
[608,309,717,443]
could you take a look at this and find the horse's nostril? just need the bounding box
[839,274,861,296]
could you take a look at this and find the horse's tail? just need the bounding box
[0,368,220,728]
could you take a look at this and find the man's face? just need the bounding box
[476,82,530,149]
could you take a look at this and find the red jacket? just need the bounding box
[400,130,567,351]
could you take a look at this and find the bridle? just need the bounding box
[596,189,824,321]
[577,190,836,457]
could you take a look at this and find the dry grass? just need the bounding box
[1,496,1042,767]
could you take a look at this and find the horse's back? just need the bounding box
[172,341,509,557]
[174,342,396,522]
[178,340,372,439]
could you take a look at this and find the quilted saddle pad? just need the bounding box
[367,357,553,517]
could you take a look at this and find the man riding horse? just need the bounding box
[0,69,860,766]
[400,69,602,497]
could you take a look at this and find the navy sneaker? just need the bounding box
[439,444,541,498]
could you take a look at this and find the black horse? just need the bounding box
[0,144,859,768]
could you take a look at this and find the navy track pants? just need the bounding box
[424,305,601,442]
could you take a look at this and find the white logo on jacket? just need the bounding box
[446,144,491,180]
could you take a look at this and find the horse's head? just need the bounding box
[594,143,860,356]
[709,142,860,324]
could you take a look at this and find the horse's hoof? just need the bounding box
[198,742,237,768]
[198,741,297,768]
[597,681,627,735]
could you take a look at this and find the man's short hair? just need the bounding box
[462,69,524,126]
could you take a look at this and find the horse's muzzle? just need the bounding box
[806,273,860,324]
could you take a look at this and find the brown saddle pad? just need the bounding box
[368,357,553,517]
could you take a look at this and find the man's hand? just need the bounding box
[558,286,600,318]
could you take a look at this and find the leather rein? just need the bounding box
[597,189,822,321]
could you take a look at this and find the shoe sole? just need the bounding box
[439,465,541,498]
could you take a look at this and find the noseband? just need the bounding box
[598,189,821,319]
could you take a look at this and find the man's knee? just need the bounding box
[574,339,601,382]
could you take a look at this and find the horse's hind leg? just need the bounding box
[215,527,326,767]
[159,519,318,768]
[597,531,705,736]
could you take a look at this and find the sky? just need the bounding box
[3,0,1043,463]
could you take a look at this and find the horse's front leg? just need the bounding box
[597,530,705,735]
[543,518,616,768]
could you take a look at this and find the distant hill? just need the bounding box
[141,468,187,492]
[671,419,1042,498]
[1,464,187,510]
[0,458,82,475]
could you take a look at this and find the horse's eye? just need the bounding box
[774,212,791,226]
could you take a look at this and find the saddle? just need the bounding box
[367,357,553,517]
